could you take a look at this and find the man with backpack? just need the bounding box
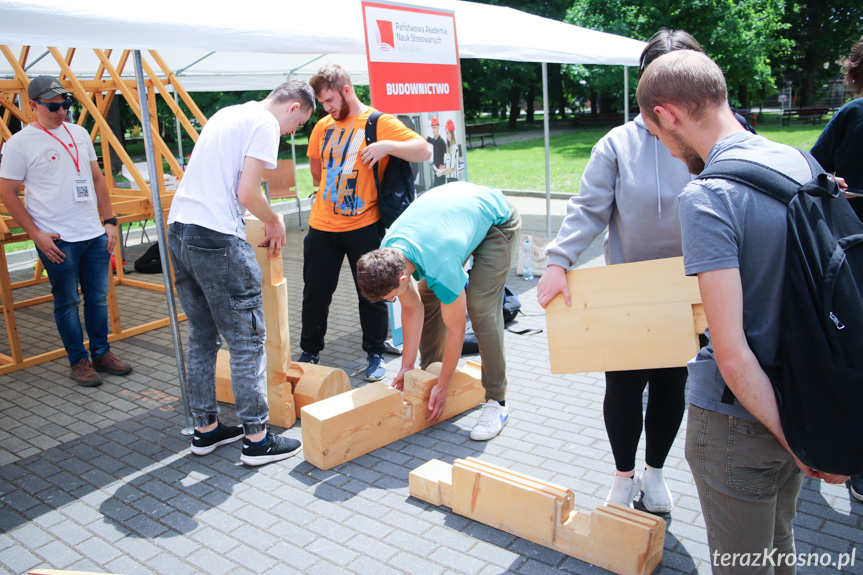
[355,182,521,441]
[300,65,430,381]
[637,51,848,573]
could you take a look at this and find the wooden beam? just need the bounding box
[545,257,703,374]
[411,457,665,575]
[148,50,208,127]
[301,361,485,470]
[216,354,350,425]
[0,314,186,376]
[89,48,183,185]
[0,248,23,362]
[141,56,200,144]
[48,48,150,194]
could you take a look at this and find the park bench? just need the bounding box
[781,107,830,124]
[574,112,624,126]
[466,122,497,149]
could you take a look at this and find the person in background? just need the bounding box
[442,119,461,184]
[299,64,430,381]
[0,75,132,388]
[810,34,863,502]
[536,29,704,514]
[427,117,447,188]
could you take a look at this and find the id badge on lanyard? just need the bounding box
[35,121,92,202]
[73,176,93,202]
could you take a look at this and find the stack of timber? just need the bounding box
[410,457,665,575]
[301,361,485,470]
[215,216,349,427]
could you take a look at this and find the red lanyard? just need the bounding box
[35,120,80,173]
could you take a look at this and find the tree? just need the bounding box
[459,0,572,124]
[776,0,863,106]
[565,0,789,109]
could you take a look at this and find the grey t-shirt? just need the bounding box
[679,131,812,420]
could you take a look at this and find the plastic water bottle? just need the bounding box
[522,238,535,280]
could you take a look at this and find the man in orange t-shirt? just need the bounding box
[301,64,431,381]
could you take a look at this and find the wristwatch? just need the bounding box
[103,217,118,226]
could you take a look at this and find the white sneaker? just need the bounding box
[469,400,509,441]
[605,474,641,508]
[641,467,674,513]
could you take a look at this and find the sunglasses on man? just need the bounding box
[34,99,73,112]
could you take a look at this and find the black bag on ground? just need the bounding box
[463,286,521,355]
[694,151,863,475]
[134,242,162,274]
[366,111,417,232]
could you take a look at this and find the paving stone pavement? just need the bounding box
[0,196,860,575]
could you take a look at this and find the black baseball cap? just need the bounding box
[28,75,71,100]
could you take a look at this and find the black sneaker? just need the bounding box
[298,351,320,364]
[190,423,244,455]
[240,432,302,466]
[849,475,863,503]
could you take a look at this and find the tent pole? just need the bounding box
[133,50,193,434]
[542,62,551,238]
[175,90,184,168]
[623,65,629,124]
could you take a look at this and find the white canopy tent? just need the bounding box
[1,0,646,233]
[0,0,644,82]
[1,0,645,421]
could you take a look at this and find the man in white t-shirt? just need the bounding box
[0,75,132,387]
[167,81,314,467]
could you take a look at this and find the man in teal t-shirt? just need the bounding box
[357,182,521,441]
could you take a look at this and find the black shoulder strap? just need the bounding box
[366,111,383,195]
[694,150,823,206]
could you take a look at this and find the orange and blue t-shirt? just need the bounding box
[307,107,421,232]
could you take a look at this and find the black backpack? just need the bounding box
[463,286,522,354]
[134,241,162,274]
[695,151,863,475]
[365,111,417,232]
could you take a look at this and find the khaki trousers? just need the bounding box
[418,202,521,402]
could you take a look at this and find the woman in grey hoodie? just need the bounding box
[537,29,702,514]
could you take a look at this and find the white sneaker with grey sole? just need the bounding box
[641,466,674,513]
[605,474,641,508]
[469,400,509,441]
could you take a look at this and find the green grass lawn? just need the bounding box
[466,114,826,194]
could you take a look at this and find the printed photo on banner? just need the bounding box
[421,112,465,190]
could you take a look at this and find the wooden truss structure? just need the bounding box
[0,46,207,374]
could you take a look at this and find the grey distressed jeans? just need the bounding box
[168,222,268,435]
[686,405,803,575]
[417,202,521,402]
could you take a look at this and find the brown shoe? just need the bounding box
[93,352,132,375]
[71,358,103,387]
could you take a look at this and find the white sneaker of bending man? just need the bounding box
[470,400,509,441]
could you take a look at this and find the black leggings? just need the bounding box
[603,367,688,471]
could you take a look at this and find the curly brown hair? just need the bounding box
[845,36,863,93]
[357,248,406,302]
[309,64,353,97]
